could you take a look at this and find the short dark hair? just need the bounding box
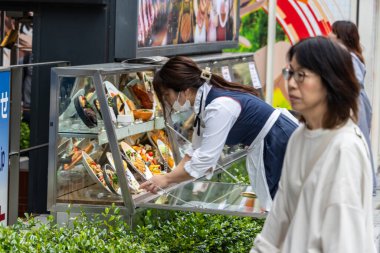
[332,20,364,63]
[287,36,360,129]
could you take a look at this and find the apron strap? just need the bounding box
[248,109,281,151]
[193,92,204,136]
[245,109,281,211]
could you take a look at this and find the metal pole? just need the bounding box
[93,71,136,217]
[8,67,22,225]
[350,0,358,23]
[358,0,379,172]
[0,11,5,66]
[47,68,59,211]
[10,21,19,66]
[371,2,380,173]
[265,0,277,105]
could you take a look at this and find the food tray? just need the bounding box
[74,95,97,128]
[120,142,153,180]
[105,152,142,193]
[156,139,176,170]
[82,152,113,194]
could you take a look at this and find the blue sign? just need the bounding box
[0,70,10,225]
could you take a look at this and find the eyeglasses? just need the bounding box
[282,68,307,84]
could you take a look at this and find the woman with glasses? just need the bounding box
[140,56,298,211]
[329,20,376,194]
[251,36,376,252]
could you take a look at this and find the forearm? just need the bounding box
[166,154,193,184]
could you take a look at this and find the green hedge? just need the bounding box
[0,206,264,252]
[20,121,30,150]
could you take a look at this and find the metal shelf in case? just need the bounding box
[57,117,165,145]
[98,117,165,145]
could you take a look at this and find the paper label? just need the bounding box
[248,62,262,89]
[221,66,232,82]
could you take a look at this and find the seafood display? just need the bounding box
[156,139,176,170]
[120,142,154,179]
[82,151,113,194]
[105,152,142,193]
[57,130,173,197]
[57,70,176,200]
[63,142,94,171]
[102,164,120,195]
[148,129,170,146]
[127,72,155,111]
[74,95,98,128]
[130,143,162,175]
[148,130,176,170]
[67,71,159,128]
[104,81,134,124]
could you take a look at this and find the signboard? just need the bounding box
[113,0,241,58]
[0,70,10,225]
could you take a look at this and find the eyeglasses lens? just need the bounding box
[282,68,293,81]
[282,68,305,83]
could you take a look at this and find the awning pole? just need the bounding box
[265,0,277,105]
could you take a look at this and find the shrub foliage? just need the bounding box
[0,205,264,253]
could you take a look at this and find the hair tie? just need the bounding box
[200,67,212,82]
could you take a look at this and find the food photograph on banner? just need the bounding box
[137,0,238,48]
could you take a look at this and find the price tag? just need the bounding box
[221,66,232,82]
[248,62,262,89]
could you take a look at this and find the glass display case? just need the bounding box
[48,62,264,223]
[190,52,263,95]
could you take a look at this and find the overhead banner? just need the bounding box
[137,0,239,47]
[0,70,10,226]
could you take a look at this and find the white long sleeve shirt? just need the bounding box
[251,119,376,253]
[183,83,242,179]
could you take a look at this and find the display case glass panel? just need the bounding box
[139,181,264,217]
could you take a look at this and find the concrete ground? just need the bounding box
[373,173,380,252]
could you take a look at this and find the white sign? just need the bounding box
[248,62,262,89]
[221,66,232,82]
[0,70,10,226]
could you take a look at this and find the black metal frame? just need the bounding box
[7,61,69,225]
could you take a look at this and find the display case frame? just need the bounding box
[48,62,265,223]
[48,63,162,218]
[191,52,263,97]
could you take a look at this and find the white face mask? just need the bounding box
[172,92,192,112]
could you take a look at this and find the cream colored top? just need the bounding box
[251,119,376,253]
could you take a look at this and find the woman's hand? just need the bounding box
[140,174,170,194]
[140,155,194,194]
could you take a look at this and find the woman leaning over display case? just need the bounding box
[140,56,298,211]
[251,36,376,252]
